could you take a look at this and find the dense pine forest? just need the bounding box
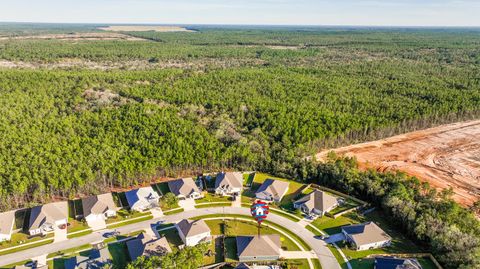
[0,25,479,208]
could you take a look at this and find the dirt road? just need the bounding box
[315,120,480,206]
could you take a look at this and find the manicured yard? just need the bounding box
[204,219,301,251]
[67,218,90,233]
[284,259,311,269]
[107,214,153,229]
[67,229,92,239]
[202,237,224,265]
[311,212,363,235]
[327,245,349,269]
[196,202,232,208]
[196,192,232,204]
[0,232,54,251]
[105,209,151,224]
[163,207,184,215]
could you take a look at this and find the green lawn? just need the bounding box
[202,237,224,266]
[327,245,349,269]
[67,229,92,239]
[196,192,232,204]
[243,173,254,187]
[0,232,54,252]
[284,259,311,269]
[107,214,153,229]
[312,259,322,269]
[224,236,237,262]
[268,207,301,222]
[163,207,184,215]
[204,219,300,251]
[105,209,151,224]
[196,202,232,208]
[67,218,90,233]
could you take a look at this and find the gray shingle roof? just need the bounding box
[29,201,68,230]
[176,219,210,238]
[0,210,15,236]
[342,222,391,246]
[126,232,172,260]
[215,172,243,189]
[294,190,338,212]
[168,178,200,197]
[236,235,281,258]
[255,179,289,201]
[82,193,117,216]
[374,257,423,269]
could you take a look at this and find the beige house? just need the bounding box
[28,201,68,236]
[0,210,15,241]
[236,235,281,262]
[168,178,203,200]
[342,222,391,251]
[215,172,243,196]
[255,179,289,203]
[126,232,172,261]
[82,193,117,229]
[293,190,339,217]
[176,219,211,246]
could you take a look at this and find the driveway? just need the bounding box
[53,226,67,242]
[325,233,345,244]
[0,207,341,269]
[178,198,195,211]
[87,219,107,231]
[281,250,317,259]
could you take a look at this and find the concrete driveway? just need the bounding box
[0,207,341,269]
[178,198,195,211]
[87,219,107,231]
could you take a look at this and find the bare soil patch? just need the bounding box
[98,25,195,32]
[0,32,145,41]
[315,120,480,206]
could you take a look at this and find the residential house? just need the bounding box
[176,219,211,246]
[125,187,160,212]
[28,202,68,236]
[64,248,111,269]
[82,193,117,228]
[236,235,281,262]
[342,222,392,251]
[0,210,15,241]
[126,232,172,261]
[293,190,339,217]
[168,178,203,200]
[255,179,289,203]
[215,172,243,196]
[374,257,423,269]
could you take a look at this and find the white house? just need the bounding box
[0,211,15,241]
[176,219,211,246]
[82,193,117,229]
[255,179,289,203]
[342,222,392,251]
[293,190,339,218]
[28,201,68,236]
[215,172,243,196]
[168,178,203,200]
[125,187,160,212]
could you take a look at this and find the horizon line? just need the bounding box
[1,21,480,29]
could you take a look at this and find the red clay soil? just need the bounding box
[315,120,480,206]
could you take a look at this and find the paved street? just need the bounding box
[0,207,341,269]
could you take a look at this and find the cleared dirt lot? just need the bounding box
[0,32,145,41]
[315,120,480,206]
[98,25,195,32]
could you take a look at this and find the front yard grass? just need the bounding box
[163,207,184,215]
[196,202,232,208]
[0,232,54,252]
[105,209,151,224]
[67,218,90,234]
[284,259,311,269]
[196,192,232,204]
[204,218,301,251]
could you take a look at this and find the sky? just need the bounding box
[0,0,479,27]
